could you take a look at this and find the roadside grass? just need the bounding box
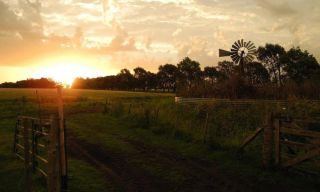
[68,112,320,192]
[1,88,320,191]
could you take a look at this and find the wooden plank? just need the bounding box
[281,140,315,149]
[36,167,48,178]
[281,127,320,139]
[263,113,274,168]
[16,143,24,150]
[203,112,209,143]
[57,87,68,191]
[274,119,280,165]
[47,117,61,192]
[35,154,48,164]
[240,127,263,149]
[282,147,320,168]
[16,153,25,161]
[23,119,32,192]
[28,140,46,148]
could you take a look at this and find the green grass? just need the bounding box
[0,88,319,191]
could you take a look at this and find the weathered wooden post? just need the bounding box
[262,112,274,168]
[274,118,281,166]
[57,86,67,191]
[48,116,61,192]
[23,118,32,192]
[203,111,209,143]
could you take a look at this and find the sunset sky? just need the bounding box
[0,0,319,85]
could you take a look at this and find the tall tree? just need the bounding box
[117,68,134,90]
[133,67,148,90]
[157,64,178,91]
[203,66,219,84]
[257,44,286,86]
[245,62,270,85]
[177,57,202,87]
[216,61,237,80]
[283,47,320,83]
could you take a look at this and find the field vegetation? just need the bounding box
[1,88,320,191]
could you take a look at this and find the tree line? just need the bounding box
[0,78,56,88]
[72,44,320,99]
[1,43,319,99]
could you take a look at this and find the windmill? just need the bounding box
[219,39,256,74]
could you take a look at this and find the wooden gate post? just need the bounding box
[57,87,67,191]
[274,118,281,166]
[48,116,61,192]
[23,118,32,192]
[262,112,274,168]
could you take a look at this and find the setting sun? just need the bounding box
[33,61,103,87]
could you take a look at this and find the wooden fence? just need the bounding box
[13,87,67,192]
[273,116,320,169]
[241,113,320,172]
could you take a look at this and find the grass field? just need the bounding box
[0,88,319,192]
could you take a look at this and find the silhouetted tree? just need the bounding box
[146,72,158,90]
[133,67,148,90]
[283,47,320,83]
[203,66,219,84]
[216,61,237,80]
[117,68,135,90]
[177,57,202,88]
[257,44,286,86]
[0,78,57,88]
[245,62,270,85]
[157,64,178,91]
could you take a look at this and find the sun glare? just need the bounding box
[33,62,102,87]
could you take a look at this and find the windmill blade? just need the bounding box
[241,39,244,47]
[247,45,256,50]
[246,41,252,48]
[219,49,232,57]
[248,49,257,54]
[231,49,238,53]
[231,52,238,57]
[237,40,242,48]
[247,43,255,50]
[248,49,256,54]
[246,55,254,61]
[244,41,247,47]
[246,42,253,48]
[231,54,238,61]
[231,45,238,51]
[233,41,240,49]
[250,45,256,50]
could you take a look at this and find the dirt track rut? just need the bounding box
[68,133,249,192]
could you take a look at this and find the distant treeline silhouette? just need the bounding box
[0,78,56,88]
[72,44,320,99]
[1,43,319,99]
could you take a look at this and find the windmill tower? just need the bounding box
[219,39,257,74]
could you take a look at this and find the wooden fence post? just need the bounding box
[203,111,209,143]
[57,87,67,191]
[48,117,61,192]
[262,112,274,168]
[274,118,281,166]
[23,118,32,192]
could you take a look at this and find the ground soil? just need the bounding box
[67,132,250,192]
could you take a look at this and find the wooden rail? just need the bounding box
[274,117,320,169]
[240,113,320,171]
[14,115,66,192]
[13,87,68,192]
